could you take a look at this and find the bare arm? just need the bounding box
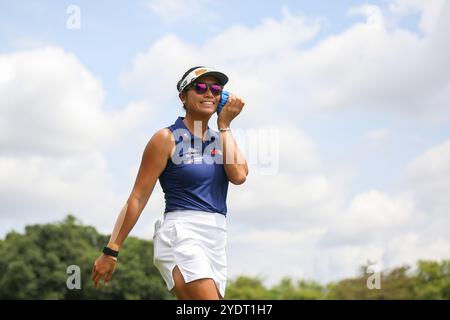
[217,94,249,185]
[107,128,173,251]
[219,129,248,185]
[91,128,173,288]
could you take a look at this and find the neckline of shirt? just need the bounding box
[178,116,213,142]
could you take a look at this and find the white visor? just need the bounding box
[178,67,228,92]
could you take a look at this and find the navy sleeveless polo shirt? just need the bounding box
[158,117,229,215]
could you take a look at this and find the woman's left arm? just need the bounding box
[217,94,249,185]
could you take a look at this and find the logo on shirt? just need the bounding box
[184,147,203,164]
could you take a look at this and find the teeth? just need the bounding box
[202,102,214,105]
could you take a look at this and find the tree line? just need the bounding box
[0,215,448,299]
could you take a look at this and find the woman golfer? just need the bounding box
[91,66,248,300]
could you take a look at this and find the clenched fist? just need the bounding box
[217,93,245,128]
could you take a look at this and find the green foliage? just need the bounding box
[327,260,450,300]
[268,277,327,300]
[0,214,170,299]
[0,215,448,299]
[225,276,272,299]
[225,276,327,300]
[414,260,450,299]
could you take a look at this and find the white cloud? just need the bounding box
[227,136,450,284]
[227,227,327,284]
[349,4,385,28]
[0,47,153,156]
[121,6,321,126]
[0,47,159,237]
[346,190,413,227]
[389,0,447,34]
[209,6,320,62]
[121,34,199,109]
[405,139,450,215]
[228,182,448,284]
[292,2,450,120]
[319,190,420,247]
[385,233,450,268]
[124,3,450,125]
[225,125,351,283]
[147,0,216,23]
[406,139,450,182]
[0,153,118,226]
[227,125,349,229]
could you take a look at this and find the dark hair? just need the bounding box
[178,66,204,110]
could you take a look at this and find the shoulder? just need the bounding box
[152,127,173,142]
[143,128,174,160]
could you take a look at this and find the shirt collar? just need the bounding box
[176,117,213,142]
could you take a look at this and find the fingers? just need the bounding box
[104,271,113,285]
[93,271,102,288]
[91,264,97,286]
[227,94,245,109]
[218,94,245,126]
[91,265,95,280]
[91,264,115,288]
[91,263,104,288]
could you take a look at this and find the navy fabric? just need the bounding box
[158,117,229,215]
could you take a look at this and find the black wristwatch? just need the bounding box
[103,246,119,258]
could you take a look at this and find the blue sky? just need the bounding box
[1,0,450,286]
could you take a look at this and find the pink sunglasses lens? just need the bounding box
[194,83,222,95]
[210,85,222,95]
[195,83,208,93]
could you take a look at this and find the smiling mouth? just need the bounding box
[200,101,215,106]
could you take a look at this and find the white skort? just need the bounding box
[153,210,227,298]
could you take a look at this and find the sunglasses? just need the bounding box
[189,83,223,96]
